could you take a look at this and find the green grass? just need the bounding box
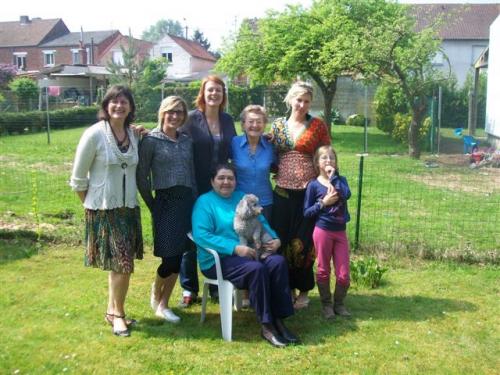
[0,245,498,374]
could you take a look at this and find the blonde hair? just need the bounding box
[313,145,338,175]
[284,81,314,110]
[240,105,268,132]
[158,96,188,128]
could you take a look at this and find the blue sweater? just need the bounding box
[303,175,351,232]
[192,190,277,270]
[231,135,277,206]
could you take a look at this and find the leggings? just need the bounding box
[312,226,350,286]
[157,255,183,278]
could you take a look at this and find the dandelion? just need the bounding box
[395,340,400,345]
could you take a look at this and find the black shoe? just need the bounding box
[274,318,299,344]
[261,324,287,348]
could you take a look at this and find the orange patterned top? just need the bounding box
[272,116,331,190]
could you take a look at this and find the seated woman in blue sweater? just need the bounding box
[192,164,298,347]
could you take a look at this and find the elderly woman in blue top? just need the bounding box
[231,105,276,221]
[192,163,299,347]
[137,96,196,324]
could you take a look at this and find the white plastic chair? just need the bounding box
[187,232,242,341]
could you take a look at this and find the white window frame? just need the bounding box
[112,50,124,65]
[160,48,173,63]
[43,50,56,67]
[13,52,27,70]
[71,49,80,64]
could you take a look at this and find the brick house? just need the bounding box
[0,16,69,72]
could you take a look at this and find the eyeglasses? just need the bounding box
[165,110,184,116]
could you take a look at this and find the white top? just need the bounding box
[70,120,140,210]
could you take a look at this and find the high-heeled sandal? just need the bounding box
[105,312,137,327]
[112,315,130,337]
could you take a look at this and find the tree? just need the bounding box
[142,19,183,42]
[217,0,397,128]
[107,35,147,88]
[0,64,17,88]
[192,29,211,51]
[9,77,38,111]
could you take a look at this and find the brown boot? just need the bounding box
[333,283,351,317]
[317,281,335,319]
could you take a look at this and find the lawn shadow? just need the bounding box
[0,229,42,264]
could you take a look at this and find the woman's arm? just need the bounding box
[136,138,155,211]
[70,129,97,202]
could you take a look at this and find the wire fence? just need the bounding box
[1,153,498,263]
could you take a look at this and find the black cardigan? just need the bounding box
[180,109,236,195]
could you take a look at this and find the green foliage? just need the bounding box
[141,19,184,42]
[374,81,408,133]
[0,106,98,135]
[8,78,38,111]
[350,257,388,288]
[192,29,211,51]
[107,35,148,88]
[346,114,367,127]
[392,113,431,145]
[133,59,167,122]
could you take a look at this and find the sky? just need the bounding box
[1,0,498,50]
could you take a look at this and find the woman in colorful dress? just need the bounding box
[137,96,195,323]
[70,85,143,337]
[178,75,237,306]
[271,81,331,310]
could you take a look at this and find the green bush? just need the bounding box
[346,113,367,126]
[0,106,98,135]
[350,257,387,288]
[374,82,408,133]
[391,113,431,145]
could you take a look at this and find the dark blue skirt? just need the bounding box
[152,186,193,258]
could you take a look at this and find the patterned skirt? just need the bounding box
[152,186,193,258]
[84,207,143,273]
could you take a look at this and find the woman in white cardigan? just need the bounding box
[70,85,143,337]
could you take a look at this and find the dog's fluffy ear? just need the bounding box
[235,196,248,218]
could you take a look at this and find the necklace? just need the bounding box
[108,122,129,152]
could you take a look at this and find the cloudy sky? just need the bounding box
[1,0,497,50]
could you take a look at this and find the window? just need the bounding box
[43,50,55,66]
[432,51,444,66]
[71,49,80,64]
[471,45,487,65]
[86,48,91,65]
[13,52,27,70]
[112,51,124,65]
[160,48,173,63]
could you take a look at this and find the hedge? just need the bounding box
[0,106,99,135]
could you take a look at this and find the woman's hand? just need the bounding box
[130,124,149,137]
[322,185,339,206]
[262,238,281,253]
[235,245,257,259]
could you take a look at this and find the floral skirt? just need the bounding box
[84,207,143,273]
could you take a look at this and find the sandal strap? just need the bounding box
[105,312,114,317]
[114,314,126,319]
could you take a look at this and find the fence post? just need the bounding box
[45,87,51,145]
[354,153,366,250]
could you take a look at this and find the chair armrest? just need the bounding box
[187,232,225,283]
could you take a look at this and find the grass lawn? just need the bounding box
[0,245,498,374]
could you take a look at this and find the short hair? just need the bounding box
[284,81,314,110]
[240,105,268,132]
[210,163,236,180]
[313,145,338,175]
[99,85,136,127]
[157,96,188,128]
[195,75,227,112]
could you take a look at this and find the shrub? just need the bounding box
[391,113,431,145]
[8,77,39,111]
[346,113,367,126]
[373,82,408,133]
[350,257,387,288]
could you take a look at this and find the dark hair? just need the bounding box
[98,85,136,127]
[195,75,227,112]
[210,163,236,180]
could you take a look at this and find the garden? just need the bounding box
[0,124,498,374]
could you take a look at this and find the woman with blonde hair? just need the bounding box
[178,75,237,306]
[271,81,331,310]
[137,95,196,323]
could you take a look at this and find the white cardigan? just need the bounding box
[70,120,140,210]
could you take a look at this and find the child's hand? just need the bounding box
[325,166,335,179]
[322,185,339,206]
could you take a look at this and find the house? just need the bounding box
[411,3,500,86]
[99,34,153,66]
[485,15,500,148]
[0,16,69,72]
[150,34,216,81]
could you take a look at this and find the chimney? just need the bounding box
[20,16,30,24]
[79,27,88,65]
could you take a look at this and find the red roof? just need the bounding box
[409,3,500,40]
[168,34,216,61]
[0,17,68,47]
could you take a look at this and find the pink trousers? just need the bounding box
[312,226,350,286]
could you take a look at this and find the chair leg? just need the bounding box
[233,289,243,312]
[200,282,209,323]
[219,282,234,342]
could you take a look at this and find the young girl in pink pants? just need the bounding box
[304,145,351,319]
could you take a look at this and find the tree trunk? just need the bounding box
[408,100,426,159]
[312,76,337,134]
